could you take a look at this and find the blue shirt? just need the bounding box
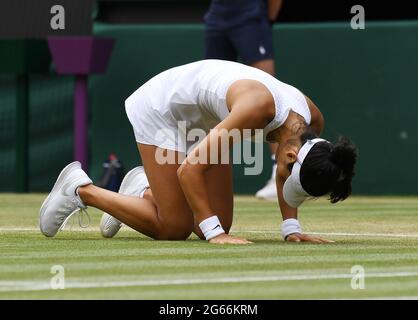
[204,0,269,29]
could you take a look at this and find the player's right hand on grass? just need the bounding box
[209,233,253,244]
[286,233,335,243]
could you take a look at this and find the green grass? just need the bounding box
[1,194,418,299]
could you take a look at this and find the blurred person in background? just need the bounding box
[204,0,284,200]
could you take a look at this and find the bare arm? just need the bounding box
[276,95,334,243]
[277,173,298,220]
[177,81,275,243]
[305,95,324,136]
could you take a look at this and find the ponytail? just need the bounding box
[328,137,357,203]
[300,134,358,203]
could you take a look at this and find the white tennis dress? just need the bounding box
[125,59,311,154]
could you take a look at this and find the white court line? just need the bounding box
[366,296,418,300]
[234,230,418,238]
[1,271,418,292]
[308,231,418,238]
[0,227,98,232]
[0,227,39,231]
[2,227,418,238]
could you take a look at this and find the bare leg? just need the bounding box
[79,144,195,240]
[79,185,163,238]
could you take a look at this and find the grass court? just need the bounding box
[1,194,417,299]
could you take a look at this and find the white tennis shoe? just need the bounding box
[39,161,92,237]
[100,166,149,238]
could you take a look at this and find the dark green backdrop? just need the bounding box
[1,21,417,194]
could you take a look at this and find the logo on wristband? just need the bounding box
[199,216,225,241]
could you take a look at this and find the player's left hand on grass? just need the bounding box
[209,233,253,245]
[285,233,335,243]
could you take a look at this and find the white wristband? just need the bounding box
[199,216,225,240]
[281,218,302,240]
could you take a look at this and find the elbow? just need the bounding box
[311,111,324,136]
[317,112,325,134]
[177,162,192,185]
[177,163,186,182]
[177,162,206,187]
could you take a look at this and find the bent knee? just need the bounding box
[154,230,192,241]
[153,223,193,240]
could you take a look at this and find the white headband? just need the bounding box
[283,138,328,208]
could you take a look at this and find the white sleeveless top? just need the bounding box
[125,59,311,153]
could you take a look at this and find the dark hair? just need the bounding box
[299,128,358,203]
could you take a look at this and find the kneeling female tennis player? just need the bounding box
[40,60,357,244]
